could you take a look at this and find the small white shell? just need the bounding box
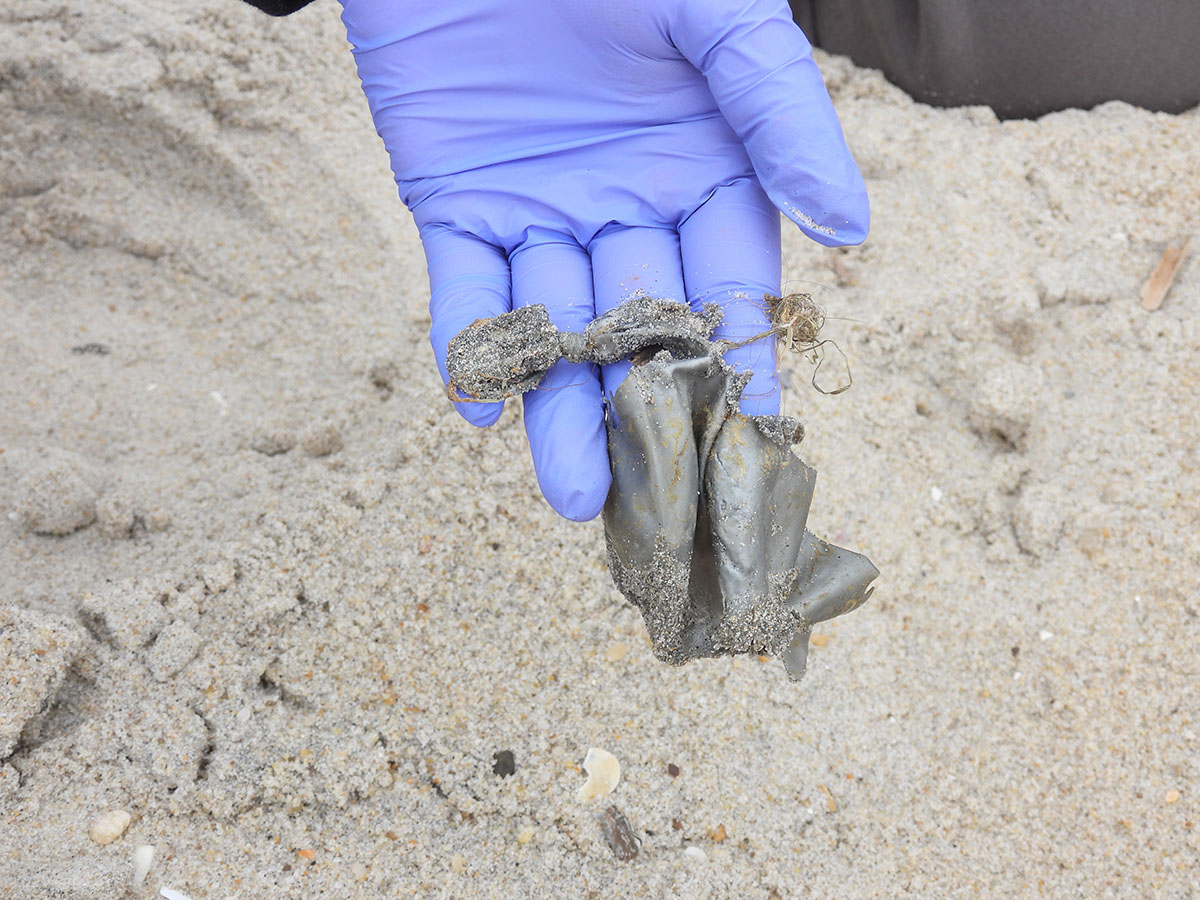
[88,809,131,845]
[133,845,155,886]
[576,747,620,803]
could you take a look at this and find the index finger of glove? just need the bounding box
[680,177,781,416]
[421,223,510,426]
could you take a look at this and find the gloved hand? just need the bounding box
[340,0,868,521]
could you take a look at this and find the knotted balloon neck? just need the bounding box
[444,293,848,403]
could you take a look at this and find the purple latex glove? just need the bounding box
[340,0,868,521]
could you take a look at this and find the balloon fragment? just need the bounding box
[447,297,877,680]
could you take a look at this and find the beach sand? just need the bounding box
[1,2,1197,897]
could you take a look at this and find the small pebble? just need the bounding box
[449,853,466,874]
[1166,790,1181,804]
[810,633,830,647]
[667,763,680,778]
[297,848,316,860]
[683,846,707,861]
[492,749,515,777]
[604,642,628,662]
[601,806,639,861]
[710,824,727,843]
[516,826,535,844]
[577,747,620,803]
[89,808,132,845]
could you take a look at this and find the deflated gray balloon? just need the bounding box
[603,351,877,680]
[447,298,878,681]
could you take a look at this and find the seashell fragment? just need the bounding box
[577,747,620,803]
[89,808,131,845]
[133,845,155,886]
[604,642,628,662]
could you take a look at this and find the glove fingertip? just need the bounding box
[545,475,611,522]
[780,188,870,248]
[455,399,505,428]
[535,427,611,521]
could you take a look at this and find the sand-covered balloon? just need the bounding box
[447,296,877,680]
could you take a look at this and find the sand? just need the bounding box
[1,2,1197,898]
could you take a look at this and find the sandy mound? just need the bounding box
[1,2,1196,897]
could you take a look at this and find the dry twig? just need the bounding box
[1140,237,1191,311]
